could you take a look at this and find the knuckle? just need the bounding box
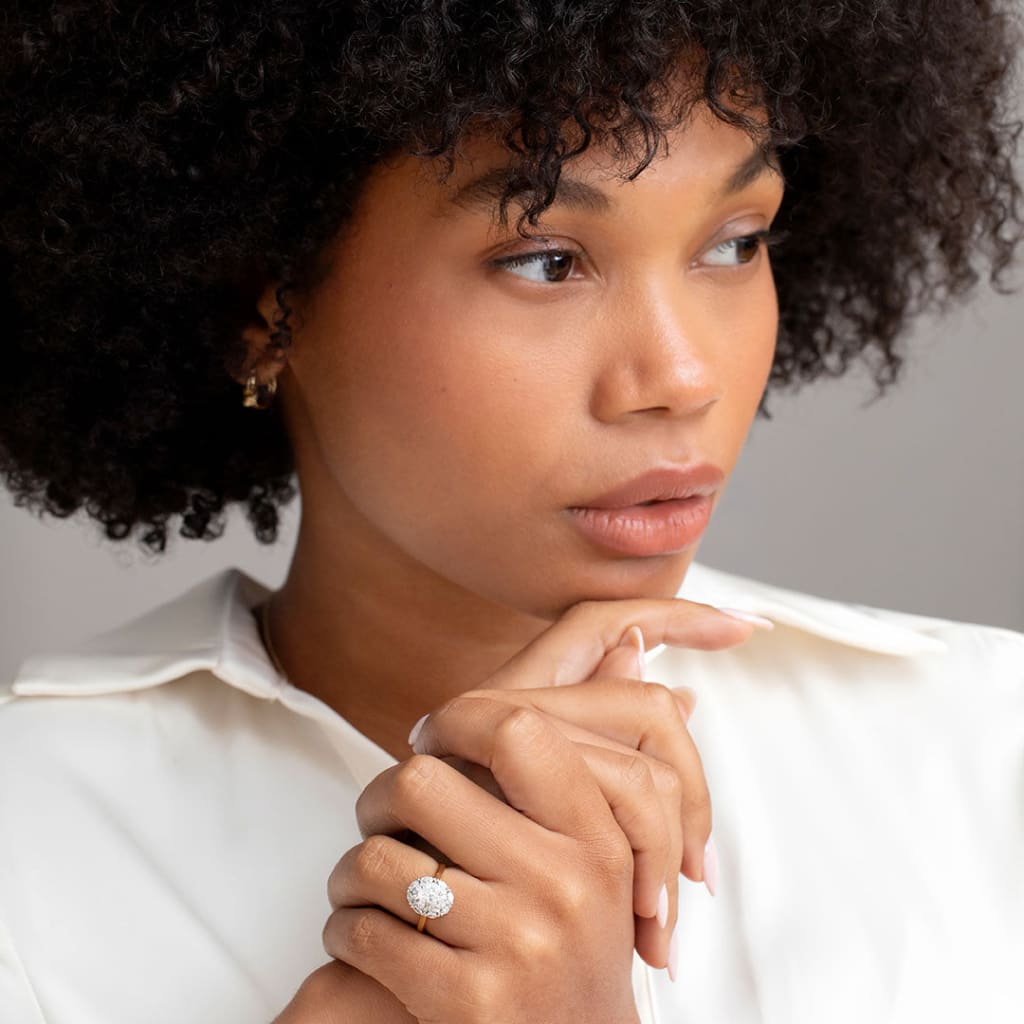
[621,753,654,791]
[494,705,549,745]
[553,875,591,920]
[512,916,560,965]
[346,909,382,957]
[650,760,683,800]
[352,834,397,884]
[598,827,630,876]
[392,753,441,804]
[638,680,681,716]
[586,827,634,882]
[565,599,598,621]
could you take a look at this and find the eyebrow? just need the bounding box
[441,144,782,218]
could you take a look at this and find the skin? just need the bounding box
[275,602,766,1024]
[241,98,785,764]
[240,88,786,1017]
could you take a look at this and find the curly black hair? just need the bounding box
[2,1,1021,554]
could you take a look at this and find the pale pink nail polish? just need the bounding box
[716,606,774,630]
[656,882,669,928]
[667,920,680,983]
[704,834,718,897]
[407,713,429,748]
[624,625,647,680]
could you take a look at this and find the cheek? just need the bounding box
[713,267,779,393]
[300,273,567,540]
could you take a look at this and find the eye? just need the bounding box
[489,246,582,284]
[700,230,780,268]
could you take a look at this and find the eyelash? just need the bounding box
[489,229,789,279]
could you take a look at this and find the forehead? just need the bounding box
[422,102,780,223]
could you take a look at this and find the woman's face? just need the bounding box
[272,101,785,620]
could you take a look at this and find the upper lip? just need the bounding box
[572,462,725,510]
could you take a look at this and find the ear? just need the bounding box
[232,276,291,387]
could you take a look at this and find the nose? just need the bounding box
[588,281,722,423]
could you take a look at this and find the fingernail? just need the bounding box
[656,882,669,928]
[671,685,697,720]
[704,834,718,897]
[667,919,680,982]
[408,713,429,748]
[716,607,774,630]
[623,625,647,680]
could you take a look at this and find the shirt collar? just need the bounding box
[5,561,949,705]
[2,567,402,788]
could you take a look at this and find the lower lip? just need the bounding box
[567,495,713,557]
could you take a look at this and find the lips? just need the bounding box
[572,463,725,511]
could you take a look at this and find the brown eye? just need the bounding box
[490,248,580,283]
[702,231,771,267]
[734,236,762,262]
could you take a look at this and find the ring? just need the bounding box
[406,862,454,933]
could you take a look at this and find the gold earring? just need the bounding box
[242,369,278,409]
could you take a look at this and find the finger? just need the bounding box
[405,696,616,840]
[588,629,700,722]
[589,625,645,682]
[670,684,698,721]
[635,902,677,974]
[460,677,710,882]
[486,597,772,691]
[408,707,688,952]
[322,903,466,1023]
[276,960,416,1024]
[568,741,678,930]
[353,749,555,881]
[328,833,491,950]
[528,716,687,914]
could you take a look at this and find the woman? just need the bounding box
[1,3,1022,1022]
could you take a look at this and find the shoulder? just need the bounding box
[0,566,281,814]
[852,597,1024,673]
[675,561,1024,693]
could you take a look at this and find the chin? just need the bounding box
[519,549,698,618]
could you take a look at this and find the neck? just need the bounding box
[260,511,551,763]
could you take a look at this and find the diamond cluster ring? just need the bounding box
[406,862,454,933]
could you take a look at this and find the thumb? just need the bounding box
[587,624,647,682]
[589,628,700,722]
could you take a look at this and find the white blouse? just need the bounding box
[1,564,1021,1023]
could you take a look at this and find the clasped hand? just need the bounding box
[273,597,768,1023]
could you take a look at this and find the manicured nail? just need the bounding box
[408,713,429,748]
[656,882,669,928]
[670,685,697,720]
[623,625,647,680]
[716,607,774,630]
[704,834,718,897]
[667,919,680,982]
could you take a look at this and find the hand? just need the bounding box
[402,599,767,972]
[271,958,415,1023]
[326,693,643,1022]
[315,598,765,1019]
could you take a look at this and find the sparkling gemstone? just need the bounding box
[406,876,454,918]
